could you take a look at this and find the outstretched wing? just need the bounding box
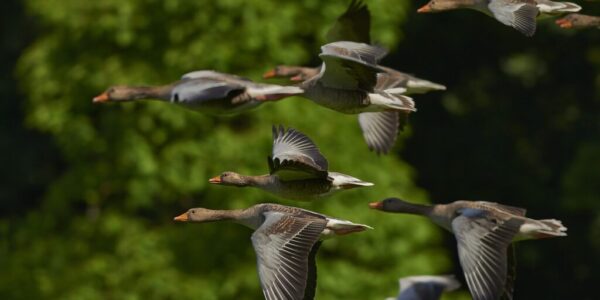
[269,125,329,181]
[181,70,252,82]
[326,0,371,43]
[358,111,403,154]
[318,41,386,91]
[252,212,327,300]
[488,0,538,37]
[452,209,524,300]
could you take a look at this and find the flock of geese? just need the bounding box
[92,0,585,299]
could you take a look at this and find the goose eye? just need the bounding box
[190,209,195,214]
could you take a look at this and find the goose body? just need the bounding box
[417,0,581,36]
[264,65,445,95]
[370,198,567,300]
[93,70,303,114]
[174,203,371,300]
[385,275,461,300]
[209,126,373,201]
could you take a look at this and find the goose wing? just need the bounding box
[326,0,371,43]
[488,0,538,36]
[268,126,329,181]
[358,111,405,154]
[451,208,524,300]
[251,212,327,300]
[318,41,386,91]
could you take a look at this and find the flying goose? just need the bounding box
[370,198,567,300]
[263,0,445,95]
[174,203,371,300]
[209,126,373,201]
[93,70,303,114]
[417,0,581,36]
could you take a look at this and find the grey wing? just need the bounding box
[326,0,371,43]
[358,111,404,154]
[170,79,246,105]
[251,212,327,300]
[181,70,252,82]
[269,126,329,181]
[478,201,527,217]
[303,241,322,300]
[500,244,517,300]
[398,275,461,300]
[488,0,538,36]
[318,41,386,91]
[452,211,524,300]
[375,72,409,91]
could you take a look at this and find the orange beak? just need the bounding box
[208,176,222,184]
[263,69,277,79]
[368,201,384,210]
[174,212,189,221]
[93,92,110,103]
[555,18,573,29]
[417,4,432,13]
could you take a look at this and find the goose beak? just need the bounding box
[208,176,222,184]
[174,212,189,222]
[263,69,277,79]
[555,18,573,28]
[93,92,110,103]
[417,4,432,13]
[368,201,384,210]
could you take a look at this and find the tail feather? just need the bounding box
[328,172,374,189]
[406,79,447,94]
[538,219,568,237]
[533,219,567,239]
[369,92,415,111]
[537,0,581,14]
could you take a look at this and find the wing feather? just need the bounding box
[252,213,327,300]
[452,211,524,300]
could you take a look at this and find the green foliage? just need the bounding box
[2,0,471,299]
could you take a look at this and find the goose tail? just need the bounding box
[537,219,568,238]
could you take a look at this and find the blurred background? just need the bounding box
[1,0,598,299]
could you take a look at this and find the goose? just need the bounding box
[209,125,373,201]
[385,275,461,300]
[93,70,303,114]
[264,65,446,95]
[369,198,567,300]
[417,0,581,36]
[263,0,445,95]
[174,203,371,300]
[556,13,600,29]
[262,42,417,154]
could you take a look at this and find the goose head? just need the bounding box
[417,0,474,13]
[369,197,433,216]
[556,14,599,29]
[209,171,251,187]
[263,66,314,82]
[174,208,220,222]
[93,86,145,103]
[369,197,412,211]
